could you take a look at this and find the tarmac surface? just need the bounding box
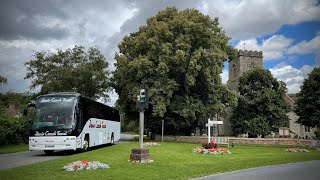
[0,134,134,170]
[193,160,320,180]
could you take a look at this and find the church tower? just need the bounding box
[219,50,263,135]
[227,50,263,91]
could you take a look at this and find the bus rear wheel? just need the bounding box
[83,135,89,151]
[110,133,114,145]
[44,150,54,155]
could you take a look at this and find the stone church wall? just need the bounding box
[155,135,312,146]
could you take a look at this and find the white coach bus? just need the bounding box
[24,92,120,155]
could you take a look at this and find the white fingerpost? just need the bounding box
[208,118,211,143]
[206,119,223,143]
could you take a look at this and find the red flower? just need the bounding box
[202,141,217,149]
[80,160,90,165]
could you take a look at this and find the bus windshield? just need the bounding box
[31,96,77,130]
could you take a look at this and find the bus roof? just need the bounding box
[38,92,116,109]
[39,92,81,97]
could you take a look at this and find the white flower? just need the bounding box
[63,160,110,171]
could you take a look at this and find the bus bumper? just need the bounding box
[29,136,77,151]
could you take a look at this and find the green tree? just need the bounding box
[230,68,289,137]
[295,67,320,127]
[113,7,236,135]
[0,92,33,115]
[0,75,7,85]
[25,46,111,99]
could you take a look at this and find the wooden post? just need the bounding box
[161,119,164,142]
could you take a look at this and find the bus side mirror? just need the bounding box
[76,107,80,115]
[24,102,36,116]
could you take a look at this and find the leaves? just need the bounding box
[0,75,7,85]
[24,46,110,99]
[113,7,236,135]
[295,67,320,127]
[231,68,289,137]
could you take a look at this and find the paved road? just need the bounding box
[0,134,134,171]
[0,150,65,170]
[193,160,320,180]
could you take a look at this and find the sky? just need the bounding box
[0,0,319,106]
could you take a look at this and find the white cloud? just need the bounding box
[288,35,320,54]
[269,63,314,94]
[1,0,319,105]
[220,68,229,84]
[288,34,320,66]
[220,62,313,94]
[235,35,293,60]
[204,0,320,39]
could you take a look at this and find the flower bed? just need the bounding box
[143,142,161,146]
[63,160,110,171]
[202,141,217,149]
[192,147,231,155]
[286,148,310,152]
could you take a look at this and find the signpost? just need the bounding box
[129,88,151,162]
[206,118,223,143]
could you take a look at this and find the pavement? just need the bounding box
[0,150,64,170]
[120,133,134,141]
[192,160,320,180]
[0,134,135,171]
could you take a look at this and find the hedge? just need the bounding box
[0,115,30,145]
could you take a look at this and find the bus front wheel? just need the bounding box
[44,150,54,155]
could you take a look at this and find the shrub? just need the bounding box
[314,128,320,139]
[0,116,30,145]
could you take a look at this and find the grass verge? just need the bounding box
[0,142,319,180]
[0,144,28,154]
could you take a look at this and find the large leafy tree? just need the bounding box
[25,46,111,99]
[295,67,320,127]
[230,68,289,137]
[113,7,236,135]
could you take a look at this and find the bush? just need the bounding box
[122,120,139,134]
[0,116,30,145]
[314,128,320,139]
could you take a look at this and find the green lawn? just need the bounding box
[0,144,28,154]
[0,142,319,180]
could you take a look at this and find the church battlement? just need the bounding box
[238,50,263,58]
[228,49,263,91]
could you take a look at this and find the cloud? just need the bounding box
[0,0,140,93]
[235,35,293,60]
[203,0,320,39]
[219,62,313,94]
[269,63,314,94]
[1,0,319,105]
[220,68,229,84]
[0,0,69,40]
[288,34,320,66]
